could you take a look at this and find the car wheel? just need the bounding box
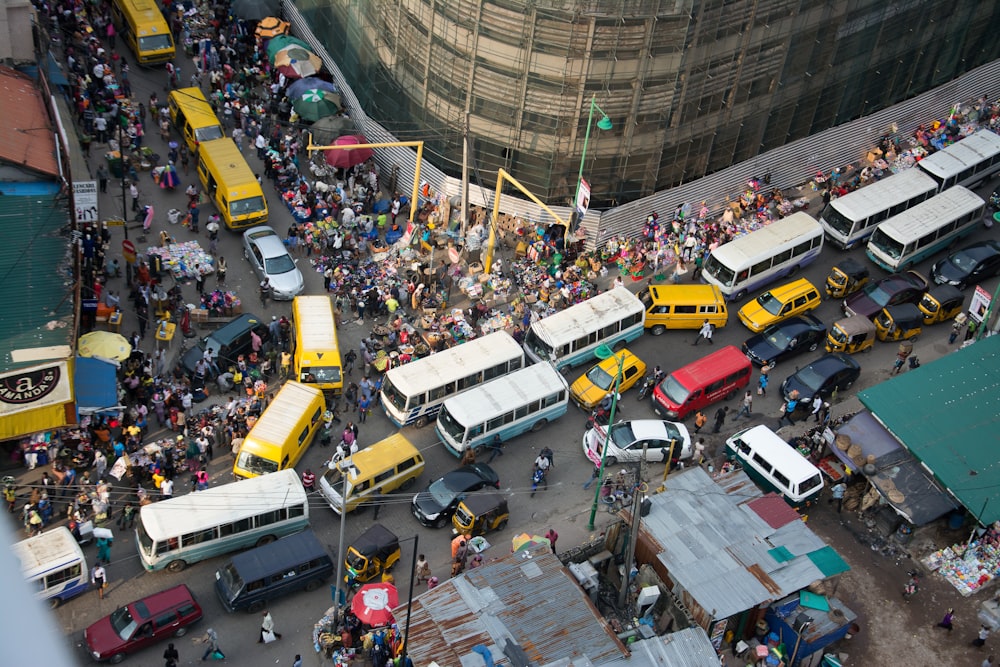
[651,325,666,336]
[305,578,322,592]
[808,342,818,352]
[166,559,187,573]
[248,600,265,614]
[434,516,447,529]
[174,627,188,638]
[843,380,854,390]
[110,653,126,665]
[605,456,618,466]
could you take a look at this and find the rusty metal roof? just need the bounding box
[393,544,628,666]
[641,467,843,621]
[595,628,720,667]
[745,494,801,529]
[0,66,59,178]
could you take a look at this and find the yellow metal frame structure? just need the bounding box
[306,137,425,226]
[484,168,569,273]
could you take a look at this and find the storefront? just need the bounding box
[0,360,77,442]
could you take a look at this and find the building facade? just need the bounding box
[295,0,1000,208]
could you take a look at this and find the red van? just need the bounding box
[652,345,752,420]
[84,584,203,663]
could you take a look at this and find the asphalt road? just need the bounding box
[52,40,1000,667]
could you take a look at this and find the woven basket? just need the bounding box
[836,434,852,451]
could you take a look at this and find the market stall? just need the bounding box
[922,529,1000,597]
[146,241,215,281]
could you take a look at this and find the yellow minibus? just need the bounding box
[292,296,343,397]
[111,0,175,65]
[233,382,325,479]
[197,138,268,229]
[168,88,224,153]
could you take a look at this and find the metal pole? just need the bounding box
[119,114,132,287]
[459,112,470,243]
[587,353,624,530]
[618,445,646,609]
[573,95,596,223]
[332,464,349,622]
[400,533,418,666]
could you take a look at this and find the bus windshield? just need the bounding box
[703,256,734,286]
[300,366,341,383]
[138,34,173,52]
[231,196,266,217]
[380,377,407,411]
[136,523,154,555]
[195,125,224,143]
[821,204,855,236]
[869,229,903,259]
[660,376,690,405]
[236,451,279,476]
[436,407,467,442]
[524,330,553,360]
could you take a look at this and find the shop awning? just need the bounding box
[832,411,957,526]
[74,357,121,416]
[0,360,76,440]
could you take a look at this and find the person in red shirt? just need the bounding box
[301,469,315,491]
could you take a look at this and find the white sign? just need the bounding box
[73,180,99,225]
[969,285,992,323]
[576,178,591,215]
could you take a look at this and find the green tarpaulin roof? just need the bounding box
[0,193,75,370]
[859,336,1000,525]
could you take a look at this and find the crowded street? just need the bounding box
[3,1,1000,666]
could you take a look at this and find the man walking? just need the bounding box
[734,390,753,420]
[829,481,846,513]
[259,611,282,643]
[693,319,714,345]
[712,406,728,433]
[97,164,109,193]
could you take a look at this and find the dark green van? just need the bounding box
[214,530,333,613]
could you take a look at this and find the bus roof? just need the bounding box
[293,296,338,351]
[876,186,985,241]
[226,529,327,581]
[383,331,523,396]
[244,381,323,447]
[531,287,644,348]
[917,130,1000,182]
[168,88,220,123]
[138,469,307,541]
[344,434,421,478]
[440,362,568,425]
[198,138,258,182]
[710,212,822,269]
[12,528,85,578]
[825,168,937,221]
[728,425,821,482]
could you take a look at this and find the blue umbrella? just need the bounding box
[286,77,338,100]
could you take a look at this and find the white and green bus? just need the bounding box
[916,129,1000,190]
[136,469,309,572]
[523,287,645,369]
[436,362,569,456]
[12,527,89,608]
[866,186,986,272]
[379,331,524,428]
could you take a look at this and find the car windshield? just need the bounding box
[950,251,980,271]
[426,478,460,507]
[756,291,784,315]
[231,196,266,217]
[794,365,828,392]
[584,364,615,391]
[218,564,243,598]
[110,606,138,641]
[610,424,637,449]
[236,451,278,476]
[660,376,690,404]
[765,327,794,350]
[829,325,847,344]
[264,254,296,275]
[863,282,893,308]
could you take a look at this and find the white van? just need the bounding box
[12,527,89,607]
[725,425,824,509]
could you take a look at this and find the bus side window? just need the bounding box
[737,269,749,283]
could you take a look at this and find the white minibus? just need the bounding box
[725,425,824,509]
[917,129,1000,190]
[436,362,569,456]
[702,212,824,301]
[12,527,89,607]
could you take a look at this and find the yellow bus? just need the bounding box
[196,138,268,229]
[233,382,325,480]
[168,88,224,154]
[292,295,343,397]
[110,0,175,65]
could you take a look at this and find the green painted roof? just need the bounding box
[0,194,75,371]
[859,335,1000,524]
[807,545,851,578]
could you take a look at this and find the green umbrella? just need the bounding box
[291,88,342,122]
[266,35,312,61]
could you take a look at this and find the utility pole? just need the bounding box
[459,112,470,243]
[619,445,646,610]
[118,112,133,287]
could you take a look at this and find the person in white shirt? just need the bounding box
[160,477,173,498]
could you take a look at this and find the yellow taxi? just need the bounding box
[569,349,647,409]
[737,278,821,333]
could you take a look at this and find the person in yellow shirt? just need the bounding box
[280,351,292,380]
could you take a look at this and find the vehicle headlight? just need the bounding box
[92,651,102,659]
[422,511,439,521]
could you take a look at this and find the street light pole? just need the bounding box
[118,112,133,287]
[571,95,612,235]
[587,344,625,531]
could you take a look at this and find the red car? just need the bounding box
[842,271,927,320]
[84,584,203,664]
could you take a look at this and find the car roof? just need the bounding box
[960,241,1000,259]
[227,530,327,581]
[622,420,671,441]
[765,315,823,335]
[250,233,289,258]
[128,585,196,619]
[244,226,278,240]
[803,353,858,374]
[442,464,496,488]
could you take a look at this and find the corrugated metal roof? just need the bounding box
[0,193,75,370]
[859,335,1000,524]
[394,544,627,666]
[0,66,59,178]
[594,628,720,667]
[745,494,801,529]
[644,467,844,620]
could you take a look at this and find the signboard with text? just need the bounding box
[73,181,99,225]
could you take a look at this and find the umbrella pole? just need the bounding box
[400,533,418,665]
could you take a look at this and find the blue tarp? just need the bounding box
[74,357,119,417]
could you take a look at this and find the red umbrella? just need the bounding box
[350,582,398,627]
[324,134,375,169]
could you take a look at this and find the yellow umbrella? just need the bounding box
[78,331,132,362]
[255,17,289,39]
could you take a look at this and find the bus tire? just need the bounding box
[788,264,799,277]
[613,340,627,352]
[651,325,666,336]
[399,477,416,491]
[531,418,548,432]
[414,416,428,429]
[49,597,62,609]
[725,389,737,400]
[166,559,187,573]
[734,289,747,301]
[256,535,276,547]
